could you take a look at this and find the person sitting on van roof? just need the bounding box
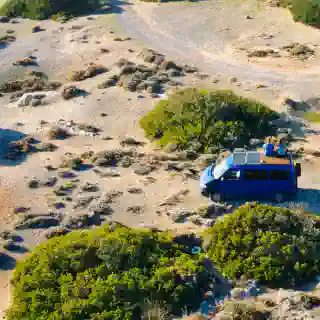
[263,137,274,157]
[276,138,287,157]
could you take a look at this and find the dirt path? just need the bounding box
[114,0,320,100]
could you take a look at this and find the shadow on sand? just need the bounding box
[283,98,320,132]
[0,253,16,271]
[74,163,95,172]
[66,0,132,18]
[0,129,27,166]
[6,244,29,254]
[0,43,9,50]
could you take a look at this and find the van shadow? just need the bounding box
[0,129,27,166]
[227,188,320,215]
[294,188,320,214]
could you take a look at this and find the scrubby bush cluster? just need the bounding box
[0,0,108,20]
[205,203,320,287]
[6,225,215,320]
[280,0,320,27]
[6,205,320,318]
[140,88,277,153]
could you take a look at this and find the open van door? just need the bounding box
[295,163,301,177]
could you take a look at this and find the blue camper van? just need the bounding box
[200,149,301,202]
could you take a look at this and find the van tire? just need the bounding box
[211,193,223,202]
[201,188,209,197]
[275,193,285,203]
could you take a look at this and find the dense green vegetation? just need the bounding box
[205,203,320,287]
[0,0,106,20]
[139,88,277,153]
[274,0,320,27]
[283,0,320,27]
[6,225,214,320]
[6,204,320,318]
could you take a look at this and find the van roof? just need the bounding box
[230,150,291,167]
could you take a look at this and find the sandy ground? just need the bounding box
[117,0,320,101]
[0,0,320,317]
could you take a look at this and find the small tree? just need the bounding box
[139,89,277,153]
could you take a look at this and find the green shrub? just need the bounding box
[204,203,320,287]
[139,88,277,153]
[51,11,71,22]
[6,225,215,319]
[0,0,108,20]
[304,111,320,123]
[282,0,320,26]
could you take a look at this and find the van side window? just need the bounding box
[244,170,269,180]
[270,170,290,180]
[223,169,240,180]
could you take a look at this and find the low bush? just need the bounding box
[6,225,215,319]
[304,111,320,123]
[204,203,320,287]
[47,126,70,140]
[0,0,108,20]
[51,11,71,23]
[220,300,270,320]
[281,0,320,27]
[139,88,277,153]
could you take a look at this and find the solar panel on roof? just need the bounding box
[246,151,261,164]
[234,148,246,153]
[232,151,261,165]
[232,152,247,165]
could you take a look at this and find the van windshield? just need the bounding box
[213,157,230,179]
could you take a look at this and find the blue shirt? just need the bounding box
[200,298,216,315]
[200,300,209,316]
[277,144,286,155]
[263,143,274,156]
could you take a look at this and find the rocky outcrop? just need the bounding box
[13,213,61,230]
[69,64,108,81]
[114,54,184,95]
[61,211,102,230]
[1,78,61,95]
[43,226,70,239]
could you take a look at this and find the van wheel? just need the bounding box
[201,188,209,197]
[275,193,285,203]
[211,193,223,202]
